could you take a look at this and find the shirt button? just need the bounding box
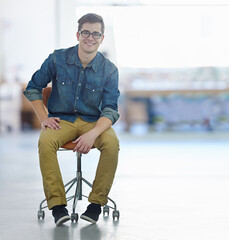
[92,89,95,92]
[62,82,65,85]
[76,97,79,99]
[82,71,84,73]
[74,110,77,112]
[79,83,81,86]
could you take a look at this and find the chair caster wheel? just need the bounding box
[37,210,45,220]
[112,210,120,221]
[71,213,78,222]
[103,205,110,217]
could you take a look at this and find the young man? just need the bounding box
[23,13,120,226]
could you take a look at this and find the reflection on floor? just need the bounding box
[1,131,229,240]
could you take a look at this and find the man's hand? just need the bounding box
[72,117,112,154]
[72,130,97,154]
[41,117,61,130]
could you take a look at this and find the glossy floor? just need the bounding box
[1,131,229,240]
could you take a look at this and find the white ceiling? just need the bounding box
[75,0,229,6]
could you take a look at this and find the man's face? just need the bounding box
[77,22,104,55]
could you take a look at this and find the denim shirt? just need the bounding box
[23,45,120,124]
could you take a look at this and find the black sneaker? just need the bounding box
[80,203,101,224]
[52,205,71,226]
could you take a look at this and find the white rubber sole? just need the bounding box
[80,214,97,224]
[55,215,71,226]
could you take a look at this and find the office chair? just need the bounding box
[37,87,120,222]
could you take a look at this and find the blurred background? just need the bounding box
[1,1,229,239]
[0,0,229,134]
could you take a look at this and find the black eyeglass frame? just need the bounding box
[79,30,103,39]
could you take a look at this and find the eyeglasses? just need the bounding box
[79,30,103,40]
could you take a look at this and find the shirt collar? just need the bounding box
[67,44,99,72]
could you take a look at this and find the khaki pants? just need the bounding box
[38,117,119,209]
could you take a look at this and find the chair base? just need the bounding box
[37,170,120,222]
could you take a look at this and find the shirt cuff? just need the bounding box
[100,107,120,125]
[23,88,42,101]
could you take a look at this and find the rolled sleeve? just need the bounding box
[23,52,56,101]
[23,88,42,101]
[101,66,120,124]
[100,107,120,124]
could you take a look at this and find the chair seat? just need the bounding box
[61,142,77,150]
[61,142,95,151]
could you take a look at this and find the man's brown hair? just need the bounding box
[78,13,105,34]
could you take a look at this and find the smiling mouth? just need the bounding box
[85,42,95,46]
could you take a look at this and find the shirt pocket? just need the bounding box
[83,84,103,108]
[55,76,73,101]
[56,75,73,85]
